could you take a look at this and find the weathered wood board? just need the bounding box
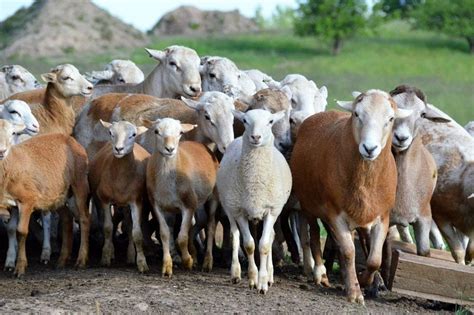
[391,240,455,262]
[388,250,474,306]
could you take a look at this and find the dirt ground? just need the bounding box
[0,251,457,314]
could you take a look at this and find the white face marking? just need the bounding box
[1,100,39,136]
[48,64,93,97]
[107,121,138,158]
[201,57,241,97]
[239,109,285,148]
[149,118,186,157]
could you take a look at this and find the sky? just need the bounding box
[0,0,298,32]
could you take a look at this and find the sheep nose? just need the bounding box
[395,134,409,143]
[251,135,261,141]
[115,146,124,153]
[189,85,201,94]
[363,144,378,155]
[279,142,291,151]
[87,85,93,91]
[165,146,175,153]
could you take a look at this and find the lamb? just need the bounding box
[0,65,40,100]
[0,120,90,277]
[75,91,235,159]
[88,120,149,272]
[465,121,474,137]
[0,100,39,143]
[86,59,144,85]
[200,56,256,98]
[390,85,474,264]
[143,118,219,276]
[291,90,412,304]
[3,64,93,135]
[217,109,292,294]
[89,46,201,99]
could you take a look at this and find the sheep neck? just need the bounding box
[141,64,171,98]
[341,119,395,225]
[42,84,75,134]
[154,150,179,182]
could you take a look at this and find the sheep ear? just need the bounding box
[271,110,286,124]
[99,119,112,129]
[41,72,57,83]
[336,100,353,112]
[181,96,201,111]
[12,122,26,134]
[136,126,148,135]
[395,108,413,119]
[181,123,197,134]
[145,48,166,62]
[421,106,451,123]
[309,80,317,89]
[281,85,292,101]
[319,86,328,99]
[140,118,158,129]
[351,91,362,98]
[232,109,246,122]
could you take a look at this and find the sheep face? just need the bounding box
[100,120,146,158]
[142,118,196,157]
[201,57,242,98]
[1,65,40,94]
[280,74,328,113]
[41,64,93,98]
[337,90,412,161]
[182,91,235,153]
[146,46,201,97]
[0,119,26,160]
[1,100,39,136]
[108,60,144,85]
[390,85,451,151]
[233,109,286,147]
[289,110,312,143]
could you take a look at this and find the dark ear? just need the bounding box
[422,106,451,123]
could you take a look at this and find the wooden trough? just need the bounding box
[388,243,474,306]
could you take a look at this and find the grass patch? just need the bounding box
[2,21,472,124]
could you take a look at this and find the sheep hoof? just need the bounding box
[231,277,241,284]
[316,274,331,288]
[41,259,49,265]
[182,256,193,270]
[259,288,267,295]
[4,266,14,272]
[75,259,87,269]
[202,256,213,272]
[14,262,26,278]
[138,264,149,273]
[100,257,112,267]
[347,290,365,305]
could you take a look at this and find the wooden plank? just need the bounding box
[389,250,474,306]
[391,240,455,262]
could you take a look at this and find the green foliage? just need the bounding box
[373,0,423,19]
[254,5,295,31]
[412,0,474,53]
[294,0,369,55]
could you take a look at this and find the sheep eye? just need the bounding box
[154,129,159,135]
[62,76,72,81]
[209,73,216,79]
[109,131,112,136]
[11,75,20,80]
[9,110,20,117]
[180,131,184,135]
[420,112,426,118]
[354,112,359,118]
[389,117,394,122]
[243,118,247,124]
[289,118,295,124]
[269,119,274,124]
[205,114,211,120]
[132,133,136,137]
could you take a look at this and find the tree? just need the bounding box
[374,0,423,19]
[294,0,368,55]
[412,0,474,54]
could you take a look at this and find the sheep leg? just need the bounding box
[177,207,194,270]
[438,222,466,264]
[5,207,19,271]
[429,221,445,250]
[57,207,73,268]
[388,226,401,241]
[14,203,34,277]
[309,219,329,287]
[100,202,114,266]
[72,179,90,269]
[165,213,181,264]
[467,237,473,265]
[255,213,276,294]
[130,201,148,273]
[397,225,414,243]
[123,208,136,265]
[359,217,389,298]
[203,197,218,272]
[267,229,275,287]
[236,216,258,289]
[40,211,52,264]
[152,203,173,277]
[290,211,303,265]
[330,216,364,305]
[413,215,431,257]
[227,214,241,283]
[273,216,286,267]
[299,214,315,280]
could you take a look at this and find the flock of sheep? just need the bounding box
[0,45,473,305]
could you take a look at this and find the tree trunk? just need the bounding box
[468,37,474,54]
[332,36,342,55]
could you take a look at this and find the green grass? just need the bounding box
[3,20,473,124]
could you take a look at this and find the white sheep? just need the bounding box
[465,121,474,137]
[243,69,278,91]
[217,109,292,294]
[200,56,256,99]
[0,65,40,100]
[86,59,145,85]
